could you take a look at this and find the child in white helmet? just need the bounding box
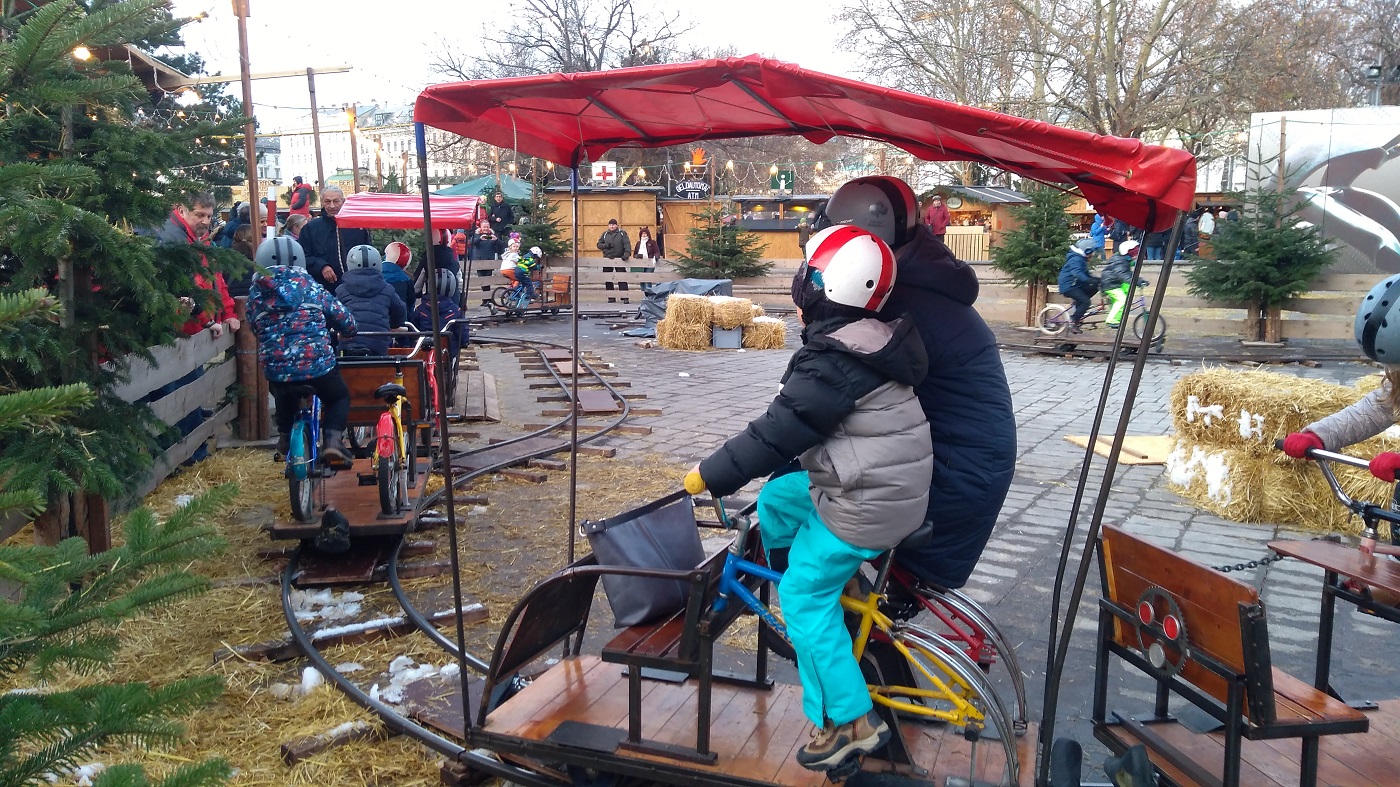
[687,225,932,773]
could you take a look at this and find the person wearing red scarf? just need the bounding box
[156,193,240,336]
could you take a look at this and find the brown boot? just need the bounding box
[795,711,889,771]
[322,432,351,467]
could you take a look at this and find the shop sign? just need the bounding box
[674,178,711,199]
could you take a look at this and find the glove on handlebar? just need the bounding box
[1370,452,1400,483]
[1282,431,1324,458]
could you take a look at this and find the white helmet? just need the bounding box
[529,246,543,258]
[1356,276,1400,362]
[822,176,919,249]
[799,225,898,312]
[345,244,382,271]
[384,241,412,269]
[254,236,306,269]
[1117,239,1140,256]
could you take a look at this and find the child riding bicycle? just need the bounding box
[1057,238,1100,333]
[688,225,933,773]
[248,237,358,466]
[1099,239,1147,328]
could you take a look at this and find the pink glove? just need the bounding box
[1282,432,1324,459]
[1370,452,1400,483]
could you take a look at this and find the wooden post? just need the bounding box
[234,0,259,233]
[307,68,326,190]
[34,493,70,547]
[1268,118,1287,344]
[80,494,111,554]
[1026,281,1048,327]
[347,105,360,193]
[1243,301,1263,342]
[234,297,268,440]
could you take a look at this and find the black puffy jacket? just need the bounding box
[299,215,371,290]
[337,267,407,355]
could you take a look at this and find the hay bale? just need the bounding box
[658,319,712,351]
[664,293,713,327]
[751,303,766,319]
[710,296,756,329]
[1170,369,1383,457]
[743,316,787,350]
[655,318,671,347]
[1167,437,1398,534]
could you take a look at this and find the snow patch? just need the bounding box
[1237,409,1265,440]
[1185,395,1225,426]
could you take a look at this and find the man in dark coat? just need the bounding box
[487,192,515,237]
[596,219,630,261]
[298,185,370,290]
[825,176,1016,593]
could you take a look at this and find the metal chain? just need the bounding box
[1212,552,1289,573]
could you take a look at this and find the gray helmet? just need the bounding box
[1356,275,1400,362]
[345,244,382,271]
[822,176,920,249]
[1071,238,1097,256]
[254,236,306,269]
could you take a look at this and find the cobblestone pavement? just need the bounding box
[471,314,1400,778]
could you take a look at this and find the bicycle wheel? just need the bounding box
[1037,305,1069,336]
[1133,310,1167,342]
[287,422,316,523]
[491,286,514,308]
[898,629,1020,785]
[377,447,401,516]
[916,586,1029,734]
[347,425,375,459]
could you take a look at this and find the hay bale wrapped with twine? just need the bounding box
[743,316,787,350]
[658,318,712,351]
[710,296,756,329]
[1170,369,1387,457]
[664,293,714,327]
[751,303,766,319]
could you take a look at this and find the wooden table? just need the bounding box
[1270,539,1400,696]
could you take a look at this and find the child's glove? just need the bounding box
[1282,431,1324,458]
[1371,452,1400,482]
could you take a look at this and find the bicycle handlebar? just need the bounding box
[1274,439,1400,531]
[684,470,706,495]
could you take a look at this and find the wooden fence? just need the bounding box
[8,306,265,550]
[465,258,1367,342]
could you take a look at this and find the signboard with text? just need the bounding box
[673,178,711,199]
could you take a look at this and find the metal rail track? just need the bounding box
[278,334,635,785]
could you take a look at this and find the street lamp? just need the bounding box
[1365,63,1400,106]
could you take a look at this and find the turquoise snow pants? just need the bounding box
[756,471,882,727]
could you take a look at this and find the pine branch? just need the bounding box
[0,385,94,434]
[0,288,60,326]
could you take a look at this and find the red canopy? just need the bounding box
[415,55,1195,231]
[334,192,482,232]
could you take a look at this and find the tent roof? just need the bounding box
[414,55,1195,231]
[334,193,482,231]
[435,173,534,199]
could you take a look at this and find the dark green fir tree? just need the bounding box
[0,289,233,786]
[0,0,246,505]
[1185,179,1335,342]
[674,206,771,279]
[515,196,569,259]
[989,184,1074,324]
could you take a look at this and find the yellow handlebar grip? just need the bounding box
[684,471,706,495]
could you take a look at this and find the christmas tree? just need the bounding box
[0,0,246,506]
[0,289,232,786]
[673,206,771,279]
[989,184,1074,323]
[1185,179,1335,342]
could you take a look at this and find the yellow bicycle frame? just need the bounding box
[373,365,409,474]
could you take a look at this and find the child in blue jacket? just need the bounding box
[248,237,357,465]
[338,244,407,356]
[1057,238,1100,332]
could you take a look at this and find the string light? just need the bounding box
[71,46,92,61]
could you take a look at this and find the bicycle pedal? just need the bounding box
[356,472,376,486]
[825,755,863,783]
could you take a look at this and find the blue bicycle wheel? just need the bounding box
[287,421,316,523]
[288,422,310,480]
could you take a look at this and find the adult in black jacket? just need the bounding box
[299,186,370,290]
[487,192,515,237]
[825,176,1017,591]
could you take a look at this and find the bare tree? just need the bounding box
[433,0,693,80]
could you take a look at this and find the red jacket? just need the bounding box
[288,183,314,217]
[166,210,237,335]
[922,202,951,234]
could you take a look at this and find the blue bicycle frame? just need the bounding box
[287,394,322,479]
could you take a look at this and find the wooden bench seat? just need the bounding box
[1093,526,1367,787]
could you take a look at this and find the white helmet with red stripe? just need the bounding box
[801,225,897,312]
[384,241,413,269]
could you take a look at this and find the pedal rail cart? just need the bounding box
[338,55,1207,786]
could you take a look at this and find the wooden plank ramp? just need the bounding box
[450,436,568,474]
[417,655,1032,786]
[455,371,500,422]
[265,457,428,540]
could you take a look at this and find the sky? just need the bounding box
[169,0,864,131]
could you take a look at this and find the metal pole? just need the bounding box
[418,122,471,732]
[307,68,326,190]
[234,0,259,237]
[568,166,580,565]
[376,136,384,191]
[347,105,360,193]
